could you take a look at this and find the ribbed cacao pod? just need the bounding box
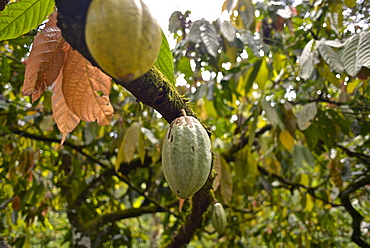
[162,110,212,199]
[85,0,162,82]
[211,202,227,234]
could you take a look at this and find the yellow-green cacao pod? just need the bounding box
[162,111,212,199]
[85,0,162,82]
[211,203,227,234]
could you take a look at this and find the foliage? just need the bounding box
[0,0,370,247]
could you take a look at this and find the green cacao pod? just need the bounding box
[162,110,212,199]
[85,0,162,82]
[211,203,227,234]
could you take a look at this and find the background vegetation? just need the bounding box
[0,0,369,247]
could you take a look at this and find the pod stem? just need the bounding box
[179,109,187,117]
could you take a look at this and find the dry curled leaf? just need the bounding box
[61,46,113,125]
[22,12,67,102]
[52,72,80,144]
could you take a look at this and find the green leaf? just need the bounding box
[0,54,11,82]
[235,147,258,190]
[200,21,220,58]
[293,145,315,168]
[316,110,337,148]
[327,109,350,135]
[138,127,145,165]
[304,124,319,149]
[219,155,233,205]
[301,145,315,167]
[0,0,55,41]
[261,99,284,130]
[299,39,319,80]
[239,30,259,56]
[341,34,359,77]
[115,122,142,171]
[154,31,176,85]
[238,0,255,30]
[188,20,202,44]
[344,0,356,8]
[318,41,344,74]
[220,20,236,43]
[240,59,261,94]
[255,57,269,89]
[297,102,317,130]
[341,31,370,78]
[175,56,192,80]
[247,102,260,148]
[317,60,340,87]
[168,11,182,34]
[355,31,370,73]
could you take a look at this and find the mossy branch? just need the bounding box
[55,0,194,124]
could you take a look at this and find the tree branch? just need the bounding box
[115,172,181,219]
[166,179,213,248]
[88,202,177,231]
[258,165,342,207]
[336,143,370,166]
[339,175,370,248]
[222,125,272,161]
[9,127,110,168]
[54,0,194,124]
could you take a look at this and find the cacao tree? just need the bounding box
[0,0,369,247]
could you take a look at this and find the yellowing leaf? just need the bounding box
[212,152,222,191]
[132,196,145,208]
[328,159,343,187]
[344,0,356,8]
[279,130,294,151]
[52,73,80,144]
[265,156,281,175]
[300,173,309,187]
[305,193,314,212]
[22,12,67,102]
[115,122,143,171]
[255,57,269,89]
[224,37,238,63]
[61,47,113,125]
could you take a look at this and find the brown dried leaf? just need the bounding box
[219,155,233,205]
[12,195,21,210]
[62,47,113,125]
[22,12,67,102]
[52,72,80,144]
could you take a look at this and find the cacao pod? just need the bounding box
[162,110,212,199]
[211,202,227,234]
[85,0,162,82]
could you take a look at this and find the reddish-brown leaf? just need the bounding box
[61,47,113,126]
[22,12,67,102]
[52,72,80,144]
[12,195,21,210]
